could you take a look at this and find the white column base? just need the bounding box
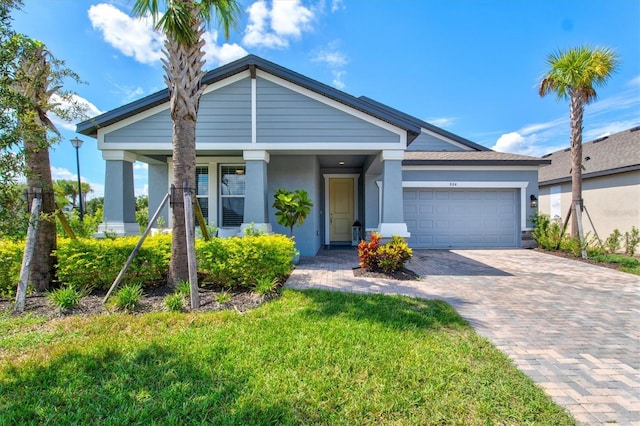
[377,223,410,238]
[95,222,141,238]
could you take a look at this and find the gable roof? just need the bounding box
[76,54,421,140]
[539,127,640,185]
[357,96,490,151]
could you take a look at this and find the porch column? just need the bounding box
[96,151,140,236]
[378,150,410,238]
[148,163,169,226]
[241,150,272,233]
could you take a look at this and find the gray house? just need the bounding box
[77,55,547,256]
[538,127,640,238]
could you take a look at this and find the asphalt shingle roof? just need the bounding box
[404,150,550,165]
[538,127,640,184]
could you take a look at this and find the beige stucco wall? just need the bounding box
[539,170,640,238]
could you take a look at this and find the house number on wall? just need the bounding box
[449,182,457,187]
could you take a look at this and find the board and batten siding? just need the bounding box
[103,79,251,144]
[256,78,399,144]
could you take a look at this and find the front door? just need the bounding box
[329,178,354,242]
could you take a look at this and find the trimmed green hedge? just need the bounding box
[55,235,172,290]
[197,234,296,288]
[0,240,24,299]
[1,234,295,299]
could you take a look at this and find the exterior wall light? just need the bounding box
[530,194,538,208]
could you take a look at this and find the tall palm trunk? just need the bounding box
[163,8,206,284]
[569,94,584,237]
[24,129,56,291]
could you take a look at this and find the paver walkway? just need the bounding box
[285,248,640,425]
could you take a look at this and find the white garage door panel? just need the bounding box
[404,188,518,248]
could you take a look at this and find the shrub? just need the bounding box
[243,222,267,236]
[47,285,83,312]
[197,234,295,288]
[376,236,413,273]
[357,231,382,270]
[531,213,564,250]
[0,240,24,299]
[55,235,172,290]
[174,280,191,297]
[216,291,232,304]
[164,293,184,312]
[254,276,279,295]
[604,229,622,254]
[112,283,143,312]
[624,226,640,256]
[358,232,412,273]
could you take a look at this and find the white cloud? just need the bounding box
[331,0,345,12]
[88,3,164,64]
[427,117,457,128]
[582,119,640,140]
[49,94,103,132]
[243,0,314,49]
[135,183,148,197]
[133,162,148,171]
[202,31,248,67]
[312,42,348,89]
[313,49,347,67]
[627,75,640,87]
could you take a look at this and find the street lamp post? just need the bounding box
[70,137,84,221]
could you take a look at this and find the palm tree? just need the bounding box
[539,45,618,238]
[132,0,240,284]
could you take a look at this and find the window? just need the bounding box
[195,166,209,223]
[220,165,245,226]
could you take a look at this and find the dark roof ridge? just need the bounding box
[358,95,490,151]
[76,54,421,138]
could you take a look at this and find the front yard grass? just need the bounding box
[0,290,574,425]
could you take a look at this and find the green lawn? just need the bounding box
[0,290,574,425]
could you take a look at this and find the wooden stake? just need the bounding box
[555,206,572,251]
[194,199,210,241]
[575,203,588,259]
[103,193,170,304]
[15,197,41,312]
[183,183,200,309]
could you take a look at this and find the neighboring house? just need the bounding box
[538,127,640,239]
[77,55,548,256]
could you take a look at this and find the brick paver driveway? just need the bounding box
[285,248,640,425]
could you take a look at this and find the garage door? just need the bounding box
[403,188,518,248]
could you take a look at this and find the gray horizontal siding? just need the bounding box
[256,78,398,144]
[104,79,251,144]
[407,132,467,151]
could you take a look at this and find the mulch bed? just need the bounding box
[0,283,279,321]
[534,248,628,272]
[352,267,420,281]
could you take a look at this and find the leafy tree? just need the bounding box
[0,1,86,290]
[539,45,619,238]
[132,0,241,284]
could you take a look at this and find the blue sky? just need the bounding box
[11,0,640,199]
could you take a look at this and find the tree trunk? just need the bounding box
[170,118,197,283]
[163,7,206,284]
[24,131,57,292]
[569,94,584,238]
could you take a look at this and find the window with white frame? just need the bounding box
[220,165,245,227]
[195,166,209,223]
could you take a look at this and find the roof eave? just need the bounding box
[540,164,640,186]
[76,54,421,138]
[404,159,551,166]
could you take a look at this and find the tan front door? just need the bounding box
[329,178,354,242]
